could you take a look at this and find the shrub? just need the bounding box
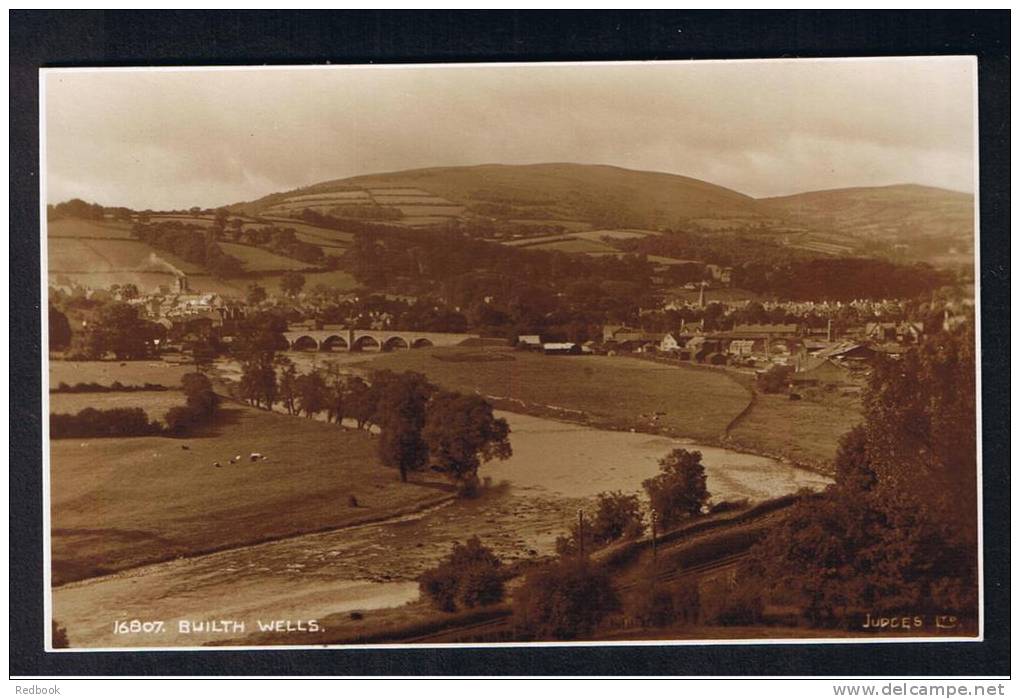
[419,537,505,613]
[52,620,69,649]
[50,407,161,438]
[513,559,619,640]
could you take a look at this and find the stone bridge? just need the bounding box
[282,328,478,352]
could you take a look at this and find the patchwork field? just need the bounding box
[50,399,454,585]
[363,347,751,443]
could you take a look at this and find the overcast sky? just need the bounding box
[44,58,976,210]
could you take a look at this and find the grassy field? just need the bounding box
[217,242,313,272]
[363,348,751,443]
[50,360,195,387]
[50,399,454,585]
[48,237,203,274]
[726,392,861,473]
[49,391,185,424]
[47,218,134,239]
[256,269,360,293]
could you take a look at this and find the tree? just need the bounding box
[295,370,329,417]
[590,491,645,545]
[278,358,298,415]
[422,393,512,493]
[280,271,306,298]
[246,282,267,306]
[642,449,710,529]
[419,537,505,612]
[513,559,619,640]
[374,371,434,482]
[344,376,378,430]
[48,304,71,351]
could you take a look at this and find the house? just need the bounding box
[659,333,682,353]
[814,342,878,363]
[863,321,924,344]
[602,324,642,343]
[543,342,581,355]
[730,323,800,338]
[518,334,543,349]
[791,357,852,387]
[728,339,756,357]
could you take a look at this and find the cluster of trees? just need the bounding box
[223,222,331,267]
[299,208,409,237]
[131,220,244,278]
[739,322,977,627]
[164,373,220,435]
[68,302,165,360]
[47,198,107,221]
[622,231,951,301]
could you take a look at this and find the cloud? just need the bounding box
[44,58,976,209]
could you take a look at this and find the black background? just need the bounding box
[9,10,1010,677]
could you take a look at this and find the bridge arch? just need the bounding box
[351,335,381,352]
[383,336,410,352]
[291,335,319,352]
[410,338,434,349]
[321,334,349,352]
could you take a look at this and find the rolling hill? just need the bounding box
[231,162,765,231]
[762,184,974,261]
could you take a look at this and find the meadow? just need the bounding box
[217,242,312,272]
[363,348,751,443]
[726,392,861,473]
[50,396,453,585]
[49,391,185,424]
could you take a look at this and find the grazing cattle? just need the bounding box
[250,452,262,462]
[181,445,190,450]
[230,455,241,464]
[212,462,221,468]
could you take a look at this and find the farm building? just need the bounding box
[517,334,543,349]
[791,357,852,387]
[543,342,581,355]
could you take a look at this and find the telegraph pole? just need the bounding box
[577,509,585,559]
[651,509,658,563]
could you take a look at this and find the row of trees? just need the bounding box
[231,314,511,490]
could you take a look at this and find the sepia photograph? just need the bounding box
[40,56,981,653]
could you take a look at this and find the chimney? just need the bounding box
[176,274,189,293]
[827,318,833,342]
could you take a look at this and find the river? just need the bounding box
[52,408,830,649]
